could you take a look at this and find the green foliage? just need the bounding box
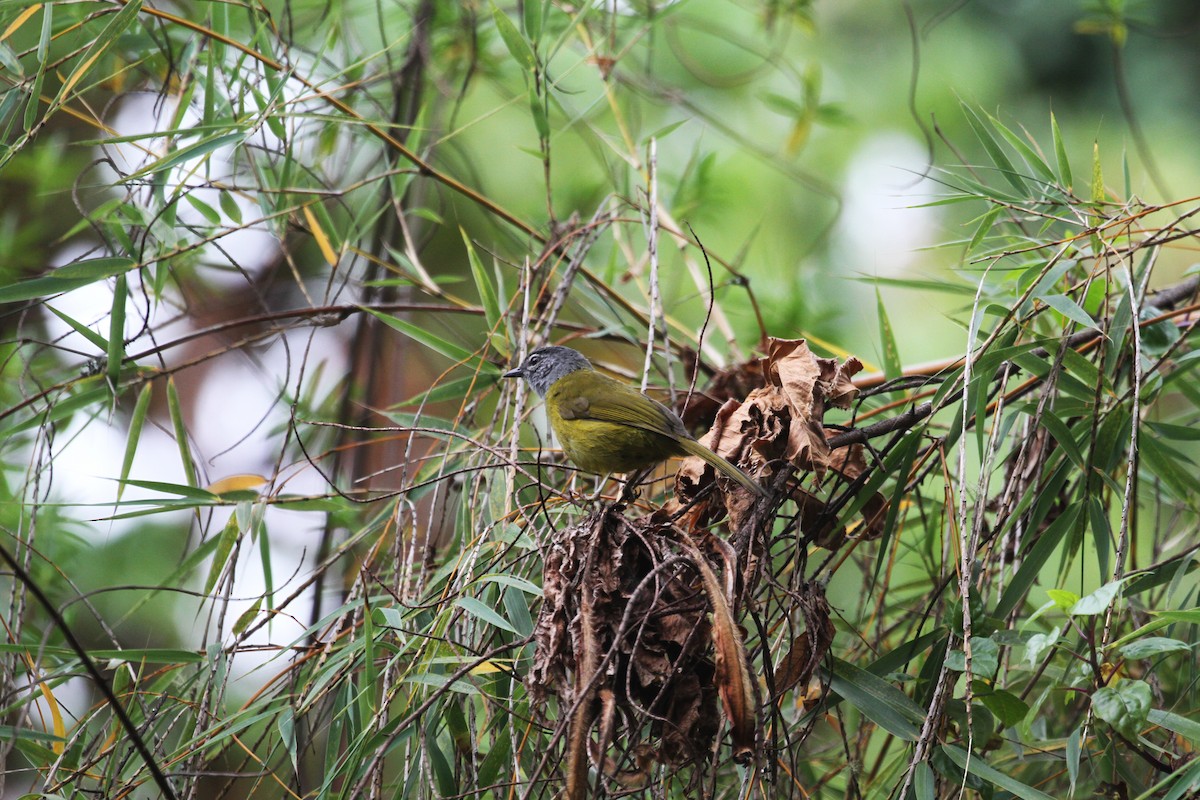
[1,0,1200,799]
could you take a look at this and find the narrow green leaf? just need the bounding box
[116,382,154,501]
[166,377,198,487]
[826,658,922,741]
[941,745,1056,800]
[84,648,206,663]
[426,720,457,796]
[204,512,241,595]
[523,0,543,41]
[456,597,518,635]
[913,761,935,800]
[529,81,549,141]
[219,190,243,224]
[1037,413,1086,472]
[1040,293,1099,330]
[116,478,216,499]
[492,3,536,71]
[403,673,478,695]
[967,205,1003,254]
[502,586,534,638]
[51,0,142,107]
[985,111,1056,184]
[45,305,109,351]
[123,130,246,183]
[1090,140,1104,203]
[994,504,1079,619]
[0,257,135,304]
[473,573,541,595]
[3,379,108,436]
[1066,726,1081,793]
[463,229,501,332]
[106,273,126,387]
[1140,436,1200,497]
[962,104,1028,196]
[184,193,221,224]
[1051,111,1072,188]
[875,288,901,379]
[232,597,262,635]
[359,307,498,375]
[1148,708,1200,744]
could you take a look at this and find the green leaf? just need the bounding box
[1090,140,1104,203]
[456,597,518,635]
[1148,708,1200,744]
[1051,111,1072,188]
[117,382,154,501]
[394,375,483,408]
[1118,637,1191,659]
[45,305,109,351]
[502,586,534,638]
[473,572,541,595]
[826,658,922,741]
[529,81,549,141]
[944,637,999,676]
[985,110,1056,185]
[184,193,221,225]
[52,0,143,107]
[403,673,478,695]
[1037,412,1086,472]
[940,745,1056,800]
[0,257,136,304]
[967,204,1003,253]
[875,288,901,379]
[116,478,216,500]
[492,3,536,72]
[523,0,543,42]
[204,509,242,595]
[219,190,243,224]
[1092,680,1151,738]
[359,306,498,376]
[962,104,1028,196]
[975,685,1029,728]
[106,273,126,387]
[167,376,198,488]
[994,503,1079,619]
[123,130,247,183]
[1024,631,1058,668]
[1039,293,1099,331]
[463,228,501,332]
[1070,579,1124,615]
[232,597,262,635]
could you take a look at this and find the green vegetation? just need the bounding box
[1,1,1199,798]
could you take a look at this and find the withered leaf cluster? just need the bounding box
[526,338,880,797]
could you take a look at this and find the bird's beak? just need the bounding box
[502,367,523,379]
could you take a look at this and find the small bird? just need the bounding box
[503,345,765,496]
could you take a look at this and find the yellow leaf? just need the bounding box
[302,205,338,266]
[205,474,267,495]
[1,4,41,43]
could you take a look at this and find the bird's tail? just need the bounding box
[678,438,767,497]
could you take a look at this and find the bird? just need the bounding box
[503,345,765,496]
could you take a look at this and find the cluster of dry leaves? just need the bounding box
[526,339,888,797]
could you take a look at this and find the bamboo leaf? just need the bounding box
[826,658,922,741]
[941,745,1056,800]
[1051,111,1072,188]
[117,382,154,501]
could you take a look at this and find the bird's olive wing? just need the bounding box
[559,381,690,439]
